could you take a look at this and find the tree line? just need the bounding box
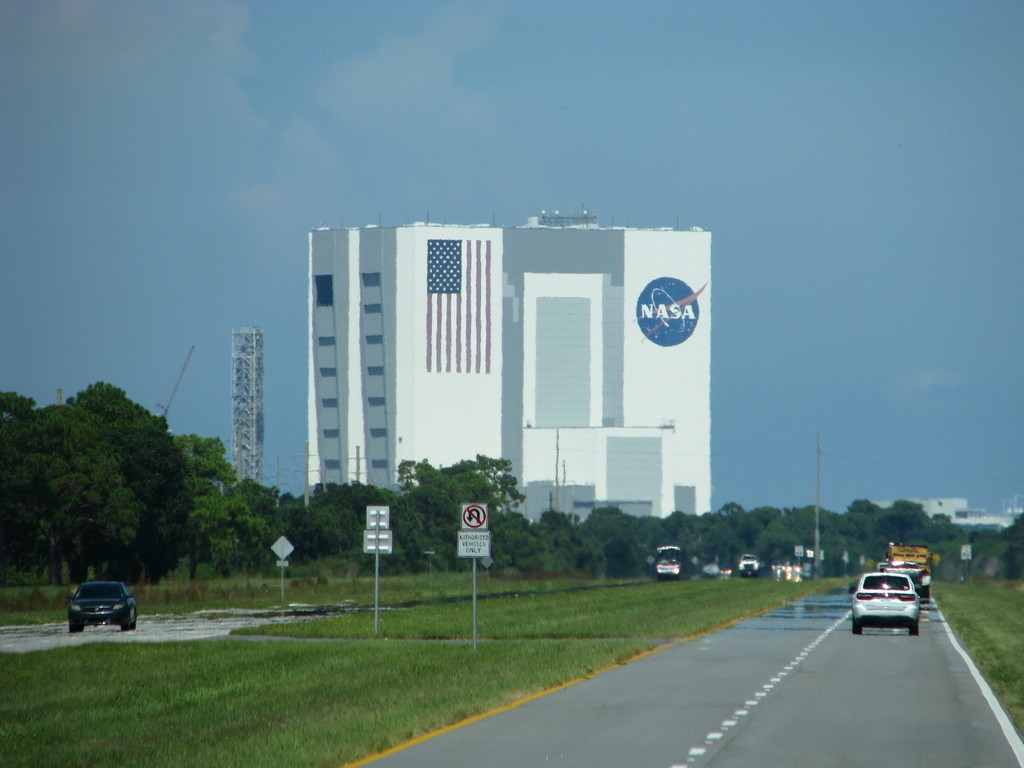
[2,383,1022,587]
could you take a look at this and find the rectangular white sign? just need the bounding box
[366,506,390,529]
[364,529,393,554]
[458,530,491,558]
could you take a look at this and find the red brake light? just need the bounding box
[897,593,916,602]
[855,592,875,600]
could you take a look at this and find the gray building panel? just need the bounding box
[310,229,350,485]
[357,229,398,486]
[499,228,626,492]
[602,279,624,427]
[524,481,596,521]
[535,297,590,428]
[606,436,662,512]
[674,485,697,516]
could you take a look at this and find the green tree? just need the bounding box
[175,434,235,579]
[68,382,189,582]
[26,404,138,585]
[0,392,38,585]
[999,514,1024,581]
[877,500,930,544]
[533,510,584,573]
[396,457,523,573]
[191,488,271,577]
[581,507,640,577]
[490,508,538,572]
[293,483,396,569]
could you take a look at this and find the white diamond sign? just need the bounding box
[271,536,294,561]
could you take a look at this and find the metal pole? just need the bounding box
[280,565,285,604]
[374,546,380,635]
[472,558,478,649]
[814,433,821,579]
[303,441,310,508]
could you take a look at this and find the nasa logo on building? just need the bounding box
[635,277,706,347]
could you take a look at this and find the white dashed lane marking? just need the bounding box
[680,609,850,765]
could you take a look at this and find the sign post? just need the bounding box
[424,550,436,584]
[458,503,489,649]
[365,506,391,634]
[271,536,294,604]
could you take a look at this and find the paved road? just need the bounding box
[358,592,1024,768]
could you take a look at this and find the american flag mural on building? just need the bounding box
[426,239,492,373]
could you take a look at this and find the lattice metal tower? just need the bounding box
[231,327,264,482]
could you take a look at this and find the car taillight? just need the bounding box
[855,592,875,600]
[896,593,916,602]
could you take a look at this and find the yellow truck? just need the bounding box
[883,543,937,600]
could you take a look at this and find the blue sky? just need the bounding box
[2,0,1021,517]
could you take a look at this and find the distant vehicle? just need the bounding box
[655,545,683,581]
[851,572,920,636]
[737,554,760,578]
[882,543,936,600]
[67,581,137,633]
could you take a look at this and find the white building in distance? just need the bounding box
[873,497,1022,531]
[308,215,712,519]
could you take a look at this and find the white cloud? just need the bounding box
[313,2,501,141]
[229,118,344,237]
[887,368,962,401]
[2,0,263,185]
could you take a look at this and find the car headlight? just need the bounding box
[111,602,125,610]
[70,602,84,611]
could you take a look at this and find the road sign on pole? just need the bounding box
[461,503,488,530]
[366,506,390,529]
[271,537,294,603]
[459,503,490,649]
[364,506,391,635]
[458,530,491,558]
[271,536,294,560]
[363,529,393,554]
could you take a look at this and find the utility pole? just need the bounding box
[554,429,560,514]
[303,441,310,508]
[814,433,821,579]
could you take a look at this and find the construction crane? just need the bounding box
[157,345,195,417]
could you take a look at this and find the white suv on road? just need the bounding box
[851,572,920,636]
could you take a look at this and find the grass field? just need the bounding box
[0,576,838,768]
[0,572,649,626]
[933,580,1024,731]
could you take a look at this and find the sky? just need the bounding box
[2,0,1022,518]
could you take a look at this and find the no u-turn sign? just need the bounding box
[461,503,488,530]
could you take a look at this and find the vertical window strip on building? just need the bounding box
[314,274,334,307]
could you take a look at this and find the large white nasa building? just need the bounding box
[308,214,712,519]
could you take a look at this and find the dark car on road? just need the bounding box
[67,581,137,633]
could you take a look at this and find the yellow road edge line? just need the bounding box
[337,622,740,768]
[338,588,827,767]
